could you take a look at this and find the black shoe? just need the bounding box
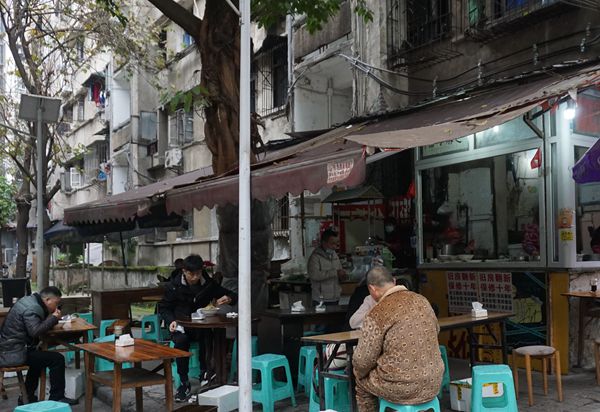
[175,381,191,402]
[200,371,217,387]
[17,394,38,405]
[50,397,79,405]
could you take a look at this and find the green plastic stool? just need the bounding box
[438,345,450,399]
[308,369,350,412]
[93,335,132,372]
[14,400,72,411]
[297,345,318,395]
[99,319,118,338]
[471,364,518,412]
[141,314,161,342]
[379,396,441,411]
[251,354,296,412]
[170,341,201,388]
[228,336,258,383]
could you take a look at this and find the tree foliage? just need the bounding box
[0,176,16,227]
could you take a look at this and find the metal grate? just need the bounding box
[271,195,290,237]
[254,43,288,117]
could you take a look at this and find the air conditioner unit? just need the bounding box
[165,148,183,169]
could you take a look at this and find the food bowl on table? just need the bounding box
[200,307,219,316]
[438,255,453,262]
[458,254,474,262]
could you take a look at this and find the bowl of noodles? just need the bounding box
[200,303,219,316]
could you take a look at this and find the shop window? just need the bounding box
[574,87,600,137]
[169,109,194,147]
[575,146,600,261]
[420,148,542,263]
[475,117,538,149]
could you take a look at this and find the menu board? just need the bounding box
[447,271,513,314]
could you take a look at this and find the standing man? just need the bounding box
[353,267,443,411]
[307,229,346,306]
[0,286,78,405]
[158,254,237,402]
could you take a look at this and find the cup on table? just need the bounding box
[114,325,124,337]
[591,278,598,293]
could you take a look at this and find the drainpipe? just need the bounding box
[287,15,294,132]
[327,78,334,127]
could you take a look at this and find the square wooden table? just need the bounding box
[77,339,190,412]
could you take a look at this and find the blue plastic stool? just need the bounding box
[471,364,518,412]
[297,345,318,395]
[99,319,118,338]
[93,335,132,372]
[308,369,350,412]
[379,396,441,412]
[228,336,258,383]
[170,341,201,388]
[438,345,450,399]
[251,354,296,412]
[141,314,161,342]
[14,400,72,411]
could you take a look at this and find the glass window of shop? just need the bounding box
[574,146,600,262]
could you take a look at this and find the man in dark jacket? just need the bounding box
[0,286,77,405]
[158,254,236,402]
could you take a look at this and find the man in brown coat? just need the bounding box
[353,267,443,411]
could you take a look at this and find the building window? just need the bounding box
[77,97,85,121]
[140,111,157,142]
[272,196,290,236]
[61,159,84,192]
[158,30,167,60]
[183,32,193,48]
[254,42,288,116]
[76,39,84,61]
[406,0,451,48]
[83,142,108,182]
[169,109,194,147]
[178,212,194,239]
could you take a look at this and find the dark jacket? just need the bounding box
[0,294,58,351]
[158,272,237,326]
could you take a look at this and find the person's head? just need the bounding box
[321,229,339,252]
[39,286,62,312]
[182,254,204,285]
[366,266,395,302]
[384,217,397,234]
[174,258,185,270]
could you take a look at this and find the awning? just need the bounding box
[166,137,366,215]
[63,166,212,225]
[345,62,600,148]
[322,185,384,203]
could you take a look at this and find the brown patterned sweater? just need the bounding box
[353,286,444,405]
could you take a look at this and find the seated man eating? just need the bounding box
[353,266,443,411]
[158,254,236,402]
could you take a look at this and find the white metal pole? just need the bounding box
[238,0,252,410]
[36,106,44,289]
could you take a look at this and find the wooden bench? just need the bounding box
[0,365,28,402]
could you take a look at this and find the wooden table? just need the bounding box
[141,295,163,302]
[0,307,9,327]
[302,311,513,411]
[77,339,190,412]
[40,317,97,400]
[561,290,600,367]
[258,306,348,377]
[177,315,256,389]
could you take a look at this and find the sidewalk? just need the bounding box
[2,362,599,411]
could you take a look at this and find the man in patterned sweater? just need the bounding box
[353,267,443,411]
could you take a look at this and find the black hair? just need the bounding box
[183,254,204,272]
[174,258,185,268]
[40,286,62,298]
[321,229,338,243]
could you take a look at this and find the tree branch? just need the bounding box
[146,0,202,35]
[45,179,61,203]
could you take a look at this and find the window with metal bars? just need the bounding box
[169,109,194,147]
[83,142,108,183]
[271,196,290,236]
[254,43,288,116]
[467,0,558,28]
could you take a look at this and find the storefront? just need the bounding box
[415,91,600,370]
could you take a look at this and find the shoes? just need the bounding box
[50,397,79,405]
[175,381,192,402]
[17,394,38,405]
[200,370,217,387]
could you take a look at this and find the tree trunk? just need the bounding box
[14,149,32,279]
[197,1,273,311]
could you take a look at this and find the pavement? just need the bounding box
[2,358,600,411]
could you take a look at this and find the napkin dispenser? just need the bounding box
[471,301,488,318]
[291,300,305,312]
[115,334,135,347]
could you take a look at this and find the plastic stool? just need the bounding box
[14,400,72,411]
[141,314,161,342]
[438,345,450,399]
[93,335,132,372]
[379,397,440,412]
[471,364,518,412]
[297,346,318,395]
[513,345,563,406]
[251,354,296,412]
[99,319,118,338]
[171,341,201,388]
[228,336,259,383]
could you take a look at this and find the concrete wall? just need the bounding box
[89,267,161,290]
[569,270,600,368]
[111,73,131,129]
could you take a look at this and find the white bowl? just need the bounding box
[458,254,474,262]
[200,308,219,316]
